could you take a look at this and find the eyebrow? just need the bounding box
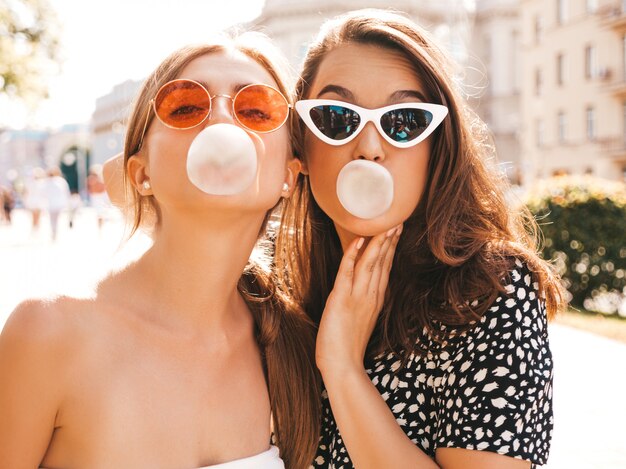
[389,89,428,102]
[316,85,355,100]
[316,84,428,103]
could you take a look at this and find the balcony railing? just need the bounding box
[600,2,626,30]
[597,68,626,96]
[600,137,626,158]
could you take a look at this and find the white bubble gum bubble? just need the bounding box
[336,160,394,219]
[186,123,257,195]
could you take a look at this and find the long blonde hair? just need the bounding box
[277,9,565,361]
[123,33,320,469]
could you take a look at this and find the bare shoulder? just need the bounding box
[0,296,102,419]
[0,296,94,371]
[0,296,93,464]
[3,296,77,344]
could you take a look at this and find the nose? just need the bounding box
[206,94,235,126]
[353,121,386,162]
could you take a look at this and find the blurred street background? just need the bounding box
[1,0,625,468]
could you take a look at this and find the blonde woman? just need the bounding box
[0,33,319,469]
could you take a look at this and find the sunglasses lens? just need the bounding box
[234,85,289,132]
[154,80,211,129]
[308,105,361,141]
[380,108,433,143]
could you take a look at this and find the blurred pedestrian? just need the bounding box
[87,164,110,231]
[67,191,83,229]
[43,167,71,240]
[24,167,47,232]
[1,185,16,224]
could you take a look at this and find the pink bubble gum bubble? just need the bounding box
[186,124,257,195]
[336,159,394,219]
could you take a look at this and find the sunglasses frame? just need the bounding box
[295,99,448,149]
[138,79,292,150]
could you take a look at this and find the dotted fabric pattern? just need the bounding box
[311,260,553,468]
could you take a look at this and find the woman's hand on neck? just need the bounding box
[334,223,375,262]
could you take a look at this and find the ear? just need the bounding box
[282,158,302,198]
[298,155,309,175]
[126,153,152,196]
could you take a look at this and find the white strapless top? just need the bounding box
[197,445,284,469]
[40,445,285,469]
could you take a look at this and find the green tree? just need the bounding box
[0,0,61,102]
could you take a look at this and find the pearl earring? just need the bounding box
[142,180,151,191]
[282,182,289,192]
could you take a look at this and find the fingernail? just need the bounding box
[356,237,364,249]
[386,227,395,238]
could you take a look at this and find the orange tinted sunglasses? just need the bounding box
[138,79,291,149]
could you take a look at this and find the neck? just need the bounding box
[333,222,374,261]
[334,223,356,253]
[125,209,268,334]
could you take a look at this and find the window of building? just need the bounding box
[623,101,626,147]
[558,111,567,143]
[534,15,544,44]
[483,35,491,63]
[623,34,626,80]
[512,30,520,92]
[586,106,595,141]
[552,169,570,176]
[483,35,492,96]
[483,35,491,82]
[586,0,598,14]
[537,119,545,147]
[557,0,568,24]
[585,45,596,79]
[557,53,565,85]
[535,69,543,96]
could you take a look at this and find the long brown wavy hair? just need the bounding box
[122,34,320,469]
[276,9,565,362]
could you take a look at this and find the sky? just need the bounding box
[2,0,266,130]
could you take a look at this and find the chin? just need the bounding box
[335,212,404,238]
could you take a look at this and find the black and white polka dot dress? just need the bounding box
[312,260,554,468]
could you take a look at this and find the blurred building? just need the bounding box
[0,125,89,192]
[470,0,522,183]
[520,0,626,183]
[253,0,527,180]
[82,1,626,184]
[254,0,623,184]
[252,0,472,65]
[45,124,91,194]
[0,129,47,185]
[91,79,142,166]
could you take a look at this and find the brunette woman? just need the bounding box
[277,10,563,469]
